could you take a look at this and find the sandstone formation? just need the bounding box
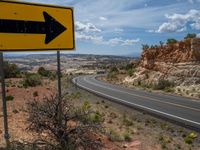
[125,38,200,86]
[140,38,200,69]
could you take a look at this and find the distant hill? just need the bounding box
[5,53,138,60]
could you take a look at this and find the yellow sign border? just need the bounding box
[0,0,75,52]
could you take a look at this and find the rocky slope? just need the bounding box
[123,38,200,98]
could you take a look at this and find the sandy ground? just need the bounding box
[0,78,56,147]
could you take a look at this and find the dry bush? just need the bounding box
[26,94,103,150]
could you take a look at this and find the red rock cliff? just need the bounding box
[140,38,200,70]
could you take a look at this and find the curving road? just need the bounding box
[72,75,200,130]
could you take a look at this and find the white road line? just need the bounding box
[84,76,200,112]
[72,77,200,126]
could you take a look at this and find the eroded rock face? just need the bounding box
[140,38,200,70]
[127,38,200,86]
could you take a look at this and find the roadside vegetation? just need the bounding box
[3,61,21,78]
[23,94,103,150]
[153,79,175,92]
[107,66,119,80]
[22,73,42,87]
[38,67,56,80]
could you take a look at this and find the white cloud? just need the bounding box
[76,32,103,42]
[147,29,154,33]
[191,21,200,30]
[114,28,124,32]
[197,33,200,37]
[99,16,107,21]
[75,21,101,33]
[76,32,140,46]
[155,9,200,33]
[103,38,140,46]
[157,23,178,33]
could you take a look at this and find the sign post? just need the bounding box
[0,0,75,145]
[57,51,62,123]
[0,53,10,147]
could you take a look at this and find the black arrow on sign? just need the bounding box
[0,11,67,44]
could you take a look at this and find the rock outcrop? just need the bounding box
[140,38,200,69]
[126,38,200,86]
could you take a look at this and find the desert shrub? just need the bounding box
[26,95,103,150]
[105,105,109,108]
[184,132,198,144]
[110,66,119,73]
[123,131,132,141]
[33,91,38,97]
[123,114,133,126]
[164,87,175,93]
[107,66,119,79]
[125,63,135,71]
[87,111,104,123]
[13,109,19,114]
[22,74,42,87]
[109,129,124,142]
[153,79,174,90]
[127,69,135,77]
[82,101,91,111]
[107,71,117,79]
[3,61,21,78]
[38,67,55,79]
[166,38,177,45]
[6,95,14,101]
[70,92,81,99]
[38,67,56,80]
[38,67,48,77]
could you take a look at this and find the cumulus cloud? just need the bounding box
[76,32,103,42]
[75,21,101,33]
[75,19,139,46]
[197,33,200,37]
[76,32,140,46]
[156,9,200,33]
[104,38,140,46]
[99,16,107,21]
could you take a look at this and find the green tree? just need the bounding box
[166,39,177,45]
[184,33,196,39]
[159,41,164,47]
[23,74,42,87]
[110,66,119,73]
[3,61,21,78]
[142,44,149,50]
[38,67,51,77]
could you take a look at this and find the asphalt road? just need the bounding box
[72,75,200,130]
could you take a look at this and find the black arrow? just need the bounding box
[0,11,67,44]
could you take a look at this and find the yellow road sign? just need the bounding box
[0,1,75,51]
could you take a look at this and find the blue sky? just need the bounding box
[9,0,200,56]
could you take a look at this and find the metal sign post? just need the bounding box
[0,52,10,147]
[57,51,62,124]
